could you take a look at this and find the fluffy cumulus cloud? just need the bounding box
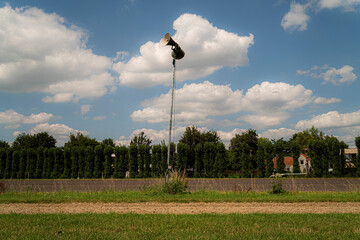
[281,2,311,31]
[297,65,357,85]
[0,5,114,103]
[295,110,360,130]
[260,128,298,140]
[240,81,313,128]
[131,81,244,125]
[0,109,55,129]
[113,13,254,88]
[13,123,89,146]
[282,0,360,31]
[131,80,336,129]
[314,97,341,104]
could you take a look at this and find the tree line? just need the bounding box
[0,126,359,179]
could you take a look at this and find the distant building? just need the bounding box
[273,153,311,173]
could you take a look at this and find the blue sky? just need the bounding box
[1,0,360,147]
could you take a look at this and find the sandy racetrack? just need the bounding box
[1,202,360,214]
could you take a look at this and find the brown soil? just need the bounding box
[1,202,360,214]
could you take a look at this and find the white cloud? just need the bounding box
[260,128,297,140]
[113,13,254,88]
[131,81,243,125]
[295,110,360,130]
[13,123,90,146]
[318,0,360,11]
[282,1,360,31]
[297,65,357,85]
[131,80,333,129]
[0,5,114,102]
[115,127,189,146]
[93,116,106,121]
[81,105,92,115]
[314,97,341,104]
[0,109,55,128]
[281,2,311,31]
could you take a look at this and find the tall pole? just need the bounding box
[166,57,176,184]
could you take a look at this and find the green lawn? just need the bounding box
[1,190,360,203]
[0,213,359,239]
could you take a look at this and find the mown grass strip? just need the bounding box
[1,190,360,203]
[0,213,359,239]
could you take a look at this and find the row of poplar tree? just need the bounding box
[1,126,359,179]
[0,142,227,179]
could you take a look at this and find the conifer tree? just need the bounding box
[26,148,37,179]
[103,145,114,178]
[0,148,6,179]
[18,149,27,179]
[291,141,301,173]
[138,144,145,178]
[35,147,44,179]
[214,142,226,177]
[94,145,104,178]
[77,147,85,179]
[71,147,79,179]
[84,146,94,178]
[52,147,63,179]
[4,148,13,179]
[129,144,138,178]
[119,146,129,178]
[11,150,20,179]
[61,147,71,179]
[194,143,203,178]
[176,142,188,174]
[143,145,151,178]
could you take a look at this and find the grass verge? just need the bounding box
[1,190,360,203]
[0,213,359,239]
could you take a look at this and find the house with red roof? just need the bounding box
[273,153,311,173]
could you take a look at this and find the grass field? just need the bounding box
[0,213,359,239]
[1,190,360,203]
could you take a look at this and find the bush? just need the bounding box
[270,174,287,194]
[144,170,189,195]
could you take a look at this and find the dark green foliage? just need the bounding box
[130,132,152,146]
[118,146,129,178]
[0,148,6,178]
[18,149,27,179]
[356,137,360,176]
[326,137,340,176]
[44,148,54,179]
[161,144,167,176]
[129,144,138,178]
[241,143,251,178]
[291,141,301,173]
[339,141,347,176]
[12,132,56,151]
[138,145,145,178]
[93,145,103,178]
[203,142,216,177]
[64,133,99,149]
[0,140,9,149]
[26,148,37,179]
[194,143,203,178]
[84,146,94,178]
[61,147,71,179]
[71,147,79,179]
[77,147,85,179]
[101,138,115,148]
[270,175,287,194]
[309,139,326,177]
[214,142,226,177]
[143,145,151,178]
[176,142,189,174]
[4,148,13,179]
[114,146,128,178]
[151,145,161,177]
[256,138,267,178]
[35,147,44,179]
[262,139,274,177]
[103,145,114,178]
[229,129,258,155]
[274,139,286,173]
[52,147,63,179]
[11,150,20,179]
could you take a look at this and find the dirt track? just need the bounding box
[1,202,360,214]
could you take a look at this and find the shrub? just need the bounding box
[144,170,189,195]
[270,174,287,194]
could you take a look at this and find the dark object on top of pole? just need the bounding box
[161,33,185,60]
[160,33,185,184]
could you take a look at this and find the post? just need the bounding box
[166,58,176,184]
